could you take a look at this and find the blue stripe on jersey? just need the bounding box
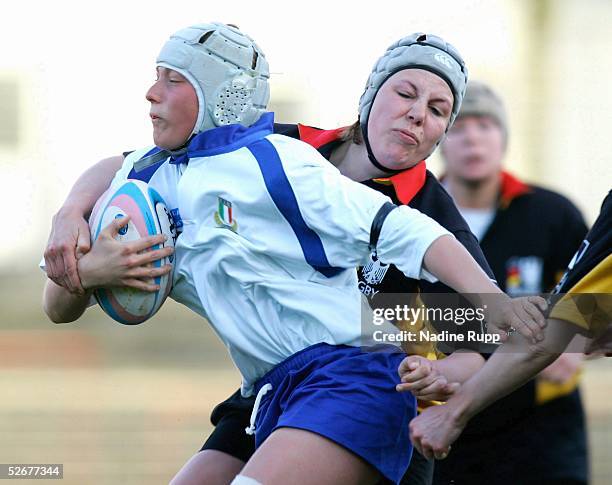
[247,138,343,278]
[128,147,165,182]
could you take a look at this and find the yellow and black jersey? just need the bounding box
[550,190,612,337]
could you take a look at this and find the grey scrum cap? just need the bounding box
[359,33,468,135]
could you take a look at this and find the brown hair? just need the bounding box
[341,120,363,145]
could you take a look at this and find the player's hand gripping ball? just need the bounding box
[89,180,176,324]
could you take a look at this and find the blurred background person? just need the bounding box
[436,80,589,485]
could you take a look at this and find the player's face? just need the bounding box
[367,69,453,170]
[146,67,198,150]
[441,115,505,182]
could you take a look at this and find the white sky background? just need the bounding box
[0,0,610,268]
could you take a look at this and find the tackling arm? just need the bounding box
[44,155,124,294]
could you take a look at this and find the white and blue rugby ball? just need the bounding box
[89,179,175,325]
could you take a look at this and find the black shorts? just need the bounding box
[200,389,256,463]
[200,388,434,484]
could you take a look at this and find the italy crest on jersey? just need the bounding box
[214,197,238,233]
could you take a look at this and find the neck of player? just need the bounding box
[331,140,397,182]
[445,173,500,210]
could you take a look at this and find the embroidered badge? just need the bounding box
[505,256,543,296]
[362,251,390,285]
[214,197,238,233]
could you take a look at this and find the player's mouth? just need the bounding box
[462,154,486,165]
[394,129,419,145]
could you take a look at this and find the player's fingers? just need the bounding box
[508,310,539,344]
[130,234,168,253]
[401,364,431,384]
[434,445,451,460]
[523,300,547,328]
[428,380,459,400]
[446,382,461,394]
[413,377,450,398]
[396,382,418,393]
[57,241,82,293]
[55,245,75,292]
[44,249,61,284]
[105,215,131,237]
[398,356,417,376]
[400,374,442,394]
[409,422,428,459]
[62,250,85,295]
[121,278,160,292]
[55,273,70,292]
[419,441,434,461]
[76,225,92,257]
[528,295,548,314]
[45,241,68,280]
[403,373,442,393]
[128,264,172,279]
[134,246,174,265]
[47,274,63,289]
[411,437,426,459]
[515,305,544,342]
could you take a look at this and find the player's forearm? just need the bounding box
[43,279,92,323]
[432,350,485,384]
[423,235,501,295]
[61,156,123,216]
[443,334,562,425]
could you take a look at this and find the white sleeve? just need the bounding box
[271,135,452,277]
[376,205,453,282]
[272,136,389,268]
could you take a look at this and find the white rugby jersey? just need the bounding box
[111,113,452,395]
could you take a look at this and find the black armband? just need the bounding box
[369,202,398,251]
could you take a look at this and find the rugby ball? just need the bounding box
[89,179,175,325]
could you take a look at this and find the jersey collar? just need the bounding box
[297,124,346,149]
[168,112,275,162]
[499,171,531,208]
[372,162,427,205]
[297,124,428,204]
